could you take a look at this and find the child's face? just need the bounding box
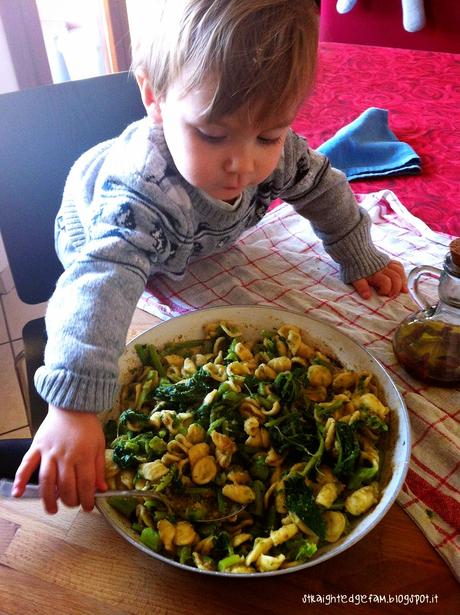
[156,78,295,202]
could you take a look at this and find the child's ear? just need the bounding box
[135,69,163,123]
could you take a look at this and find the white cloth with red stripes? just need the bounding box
[139,189,459,578]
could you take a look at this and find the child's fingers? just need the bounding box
[387,259,405,273]
[12,448,41,496]
[76,462,97,512]
[376,268,403,298]
[352,278,372,299]
[367,267,404,298]
[387,261,408,292]
[353,264,406,299]
[38,458,59,514]
[369,271,393,296]
[95,448,108,492]
[57,463,79,508]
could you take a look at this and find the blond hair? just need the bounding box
[132,0,319,121]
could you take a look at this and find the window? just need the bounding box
[0,0,131,92]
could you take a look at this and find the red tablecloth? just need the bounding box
[293,42,460,237]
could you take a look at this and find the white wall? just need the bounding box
[0,15,18,94]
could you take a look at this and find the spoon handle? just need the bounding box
[0,479,162,500]
[0,478,244,521]
[0,479,40,498]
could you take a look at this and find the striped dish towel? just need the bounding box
[139,190,459,578]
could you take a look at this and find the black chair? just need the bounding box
[0,71,145,434]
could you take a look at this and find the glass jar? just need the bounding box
[393,238,460,386]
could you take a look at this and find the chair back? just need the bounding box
[0,71,145,305]
[0,72,145,433]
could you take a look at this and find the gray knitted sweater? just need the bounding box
[34,118,389,412]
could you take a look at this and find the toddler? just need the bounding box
[13,0,406,513]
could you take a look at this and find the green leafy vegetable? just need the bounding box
[107,496,137,518]
[333,422,360,480]
[283,535,318,561]
[118,409,151,433]
[284,474,326,540]
[273,367,309,403]
[112,431,159,468]
[360,412,389,433]
[266,411,318,460]
[155,368,215,409]
[296,540,318,561]
[135,343,165,376]
[103,419,118,445]
[140,527,162,551]
[348,458,379,490]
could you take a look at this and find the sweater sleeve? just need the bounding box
[279,131,390,283]
[34,181,165,412]
[34,255,146,412]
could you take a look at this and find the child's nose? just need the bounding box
[224,147,255,175]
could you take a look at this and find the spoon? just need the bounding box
[0,479,245,522]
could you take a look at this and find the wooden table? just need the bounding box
[0,318,458,615]
[0,490,458,614]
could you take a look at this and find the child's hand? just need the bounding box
[12,405,107,514]
[352,260,408,300]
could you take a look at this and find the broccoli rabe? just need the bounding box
[155,368,215,409]
[250,455,270,481]
[107,496,138,518]
[195,386,245,437]
[103,419,118,446]
[347,457,379,490]
[140,527,162,551]
[360,412,389,433]
[273,367,309,403]
[224,338,239,363]
[273,371,298,403]
[266,411,318,461]
[295,540,318,561]
[284,473,326,541]
[118,409,151,433]
[135,343,166,376]
[242,374,262,395]
[135,369,158,409]
[333,421,360,480]
[211,531,244,571]
[313,398,345,420]
[284,535,318,561]
[112,431,162,468]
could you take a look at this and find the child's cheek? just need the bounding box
[186,142,216,186]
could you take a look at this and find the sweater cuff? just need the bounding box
[324,216,390,283]
[34,366,118,412]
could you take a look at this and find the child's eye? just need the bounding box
[195,128,226,143]
[258,135,283,146]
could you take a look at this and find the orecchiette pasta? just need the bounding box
[103,320,391,573]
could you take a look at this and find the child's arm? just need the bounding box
[12,405,107,514]
[279,131,407,298]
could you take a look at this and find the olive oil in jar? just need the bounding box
[393,238,460,386]
[393,316,460,385]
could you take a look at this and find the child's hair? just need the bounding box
[132,0,319,122]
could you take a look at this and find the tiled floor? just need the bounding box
[0,268,39,439]
[0,263,157,441]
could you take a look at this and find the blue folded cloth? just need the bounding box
[317,107,421,181]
